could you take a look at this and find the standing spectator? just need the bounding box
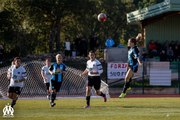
[105,37,115,48]
[64,38,71,59]
[79,37,88,57]
[41,57,52,99]
[7,57,27,107]
[90,34,97,51]
[71,41,76,58]
[75,35,81,56]
[167,46,174,62]
[48,54,66,107]
[80,50,107,108]
[0,44,4,64]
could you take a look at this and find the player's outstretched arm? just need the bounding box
[80,70,88,77]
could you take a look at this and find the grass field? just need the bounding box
[0,97,180,120]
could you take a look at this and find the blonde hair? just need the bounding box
[56,54,62,58]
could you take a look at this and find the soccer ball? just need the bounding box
[97,13,107,22]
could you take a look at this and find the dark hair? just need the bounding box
[129,38,137,45]
[45,57,51,61]
[89,50,95,54]
[13,57,21,61]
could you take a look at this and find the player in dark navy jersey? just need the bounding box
[49,54,66,107]
[119,38,142,98]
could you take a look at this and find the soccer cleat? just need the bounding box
[84,105,90,109]
[11,101,16,108]
[119,87,132,98]
[103,95,107,102]
[47,95,50,100]
[119,93,126,98]
[50,102,56,107]
[127,87,131,91]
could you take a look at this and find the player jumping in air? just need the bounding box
[49,54,66,107]
[81,50,107,108]
[119,37,142,98]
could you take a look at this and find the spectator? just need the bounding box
[148,40,158,57]
[167,46,174,62]
[173,44,179,61]
[89,34,100,51]
[64,38,71,59]
[79,37,88,57]
[71,41,76,58]
[75,35,81,56]
[139,46,147,62]
[159,50,167,61]
[105,37,115,48]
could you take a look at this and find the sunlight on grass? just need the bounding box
[0,98,180,120]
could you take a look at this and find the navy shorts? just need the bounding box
[87,76,101,90]
[45,83,50,90]
[50,80,62,92]
[129,65,138,73]
[8,86,22,95]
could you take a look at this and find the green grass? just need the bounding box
[0,97,180,120]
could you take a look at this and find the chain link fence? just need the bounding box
[0,61,109,99]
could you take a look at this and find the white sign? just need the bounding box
[107,63,128,79]
[3,103,14,118]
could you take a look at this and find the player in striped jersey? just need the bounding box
[81,50,106,108]
[7,57,27,107]
[49,54,66,107]
[41,57,52,99]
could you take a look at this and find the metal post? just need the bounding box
[178,61,180,94]
[105,61,108,84]
[142,62,145,94]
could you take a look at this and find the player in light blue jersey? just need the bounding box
[49,54,66,107]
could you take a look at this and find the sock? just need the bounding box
[50,92,56,103]
[86,96,90,106]
[11,99,16,107]
[100,92,105,97]
[122,81,131,93]
[129,78,132,83]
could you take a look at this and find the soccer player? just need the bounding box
[48,54,66,107]
[119,38,142,98]
[81,50,106,108]
[7,57,27,107]
[41,57,52,99]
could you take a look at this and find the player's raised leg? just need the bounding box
[119,66,134,98]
